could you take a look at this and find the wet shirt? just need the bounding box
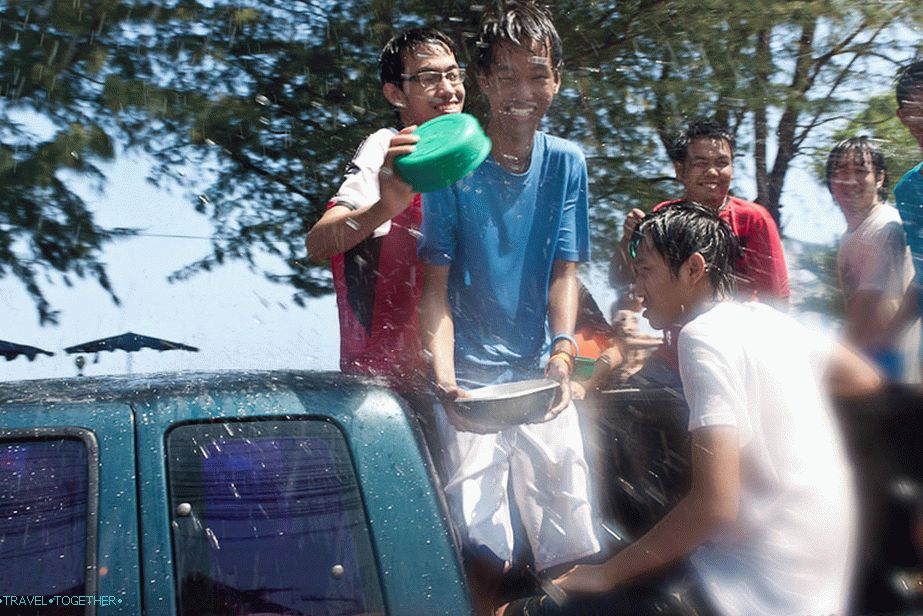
[655,196,790,302]
[419,132,590,385]
[327,128,426,390]
[895,161,923,316]
[679,302,856,615]
[838,201,919,377]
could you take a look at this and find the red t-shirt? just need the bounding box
[326,128,426,390]
[654,197,790,301]
[328,196,425,390]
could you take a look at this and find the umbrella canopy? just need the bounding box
[64,332,199,354]
[0,340,55,362]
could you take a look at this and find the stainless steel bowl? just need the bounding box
[456,378,560,430]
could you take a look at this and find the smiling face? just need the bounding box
[828,150,884,223]
[632,238,688,331]
[897,86,923,149]
[674,137,734,208]
[478,40,560,138]
[384,42,465,127]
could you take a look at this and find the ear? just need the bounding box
[683,252,708,286]
[673,160,685,180]
[382,82,407,109]
[875,169,885,191]
[552,69,561,95]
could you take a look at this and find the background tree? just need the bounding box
[2,0,921,324]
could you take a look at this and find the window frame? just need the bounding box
[0,428,100,613]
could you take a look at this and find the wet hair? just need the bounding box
[896,60,923,109]
[475,1,563,75]
[825,136,889,202]
[378,27,458,87]
[667,120,735,164]
[576,281,611,335]
[631,201,739,299]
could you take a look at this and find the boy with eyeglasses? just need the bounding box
[306,27,465,392]
[418,2,599,612]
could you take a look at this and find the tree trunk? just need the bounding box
[762,16,817,231]
[753,29,770,215]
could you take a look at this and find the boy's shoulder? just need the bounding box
[540,132,586,162]
[895,161,923,194]
[726,196,775,222]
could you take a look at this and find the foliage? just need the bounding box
[812,92,921,193]
[2,0,922,322]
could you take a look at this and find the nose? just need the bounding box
[432,75,456,98]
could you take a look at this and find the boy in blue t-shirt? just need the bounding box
[417,2,599,611]
[894,60,923,380]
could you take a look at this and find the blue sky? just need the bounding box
[1,151,340,380]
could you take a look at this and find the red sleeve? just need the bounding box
[742,206,790,300]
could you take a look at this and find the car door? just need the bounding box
[0,400,141,614]
[134,374,469,616]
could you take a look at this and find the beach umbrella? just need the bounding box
[0,340,55,362]
[64,331,199,374]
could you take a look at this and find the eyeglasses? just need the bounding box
[401,68,466,89]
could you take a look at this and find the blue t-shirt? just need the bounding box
[894,161,923,315]
[419,132,590,385]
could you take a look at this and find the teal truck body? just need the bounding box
[0,371,471,615]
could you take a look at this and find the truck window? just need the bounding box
[167,419,385,616]
[0,438,91,612]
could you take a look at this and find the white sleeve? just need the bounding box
[331,128,396,237]
[853,220,907,294]
[678,323,745,432]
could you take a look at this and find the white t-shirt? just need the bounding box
[838,202,920,381]
[331,127,397,238]
[678,302,857,616]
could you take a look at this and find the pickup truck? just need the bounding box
[0,371,469,615]
[0,371,920,615]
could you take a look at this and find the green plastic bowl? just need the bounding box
[394,113,491,193]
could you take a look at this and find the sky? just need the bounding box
[1,152,340,380]
[1,142,846,382]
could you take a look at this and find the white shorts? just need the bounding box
[434,400,601,572]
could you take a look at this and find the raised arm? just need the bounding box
[608,208,646,289]
[306,128,419,262]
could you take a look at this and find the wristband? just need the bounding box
[546,351,574,375]
[550,333,578,356]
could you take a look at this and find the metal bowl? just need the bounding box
[456,378,560,430]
